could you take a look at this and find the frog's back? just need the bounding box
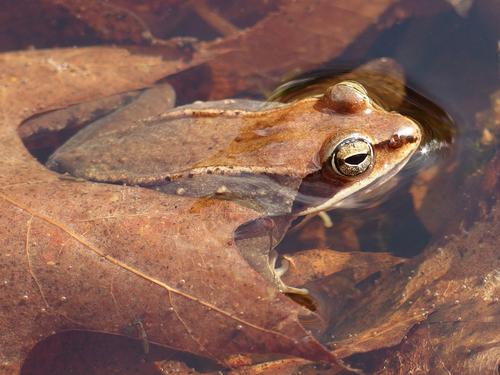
[46,88,284,185]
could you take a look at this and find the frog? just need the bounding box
[43,76,421,295]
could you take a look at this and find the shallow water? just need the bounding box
[2,1,499,374]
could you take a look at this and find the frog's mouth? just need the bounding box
[332,151,415,210]
[292,149,417,216]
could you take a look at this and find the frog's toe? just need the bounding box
[279,283,309,295]
[273,257,309,295]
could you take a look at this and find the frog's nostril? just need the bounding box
[395,123,421,143]
[389,134,403,148]
[389,128,420,148]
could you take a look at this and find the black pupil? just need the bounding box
[345,153,367,165]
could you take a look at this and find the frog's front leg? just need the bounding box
[235,217,308,295]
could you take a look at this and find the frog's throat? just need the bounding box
[296,150,415,216]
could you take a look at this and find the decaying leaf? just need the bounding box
[210,153,500,374]
[1,1,499,374]
[283,249,404,287]
[22,331,182,375]
[200,0,401,98]
[320,155,500,373]
[0,48,338,374]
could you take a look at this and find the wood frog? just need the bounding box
[44,79,421,294]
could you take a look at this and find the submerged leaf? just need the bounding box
[0,47,338,374]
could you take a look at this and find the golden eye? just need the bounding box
[331,138,373,177]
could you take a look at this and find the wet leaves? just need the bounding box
[199,0,402,98]
[2,0,404,98]
[0,48,337,374]
[1,1,499,374]
[339,163,500,373]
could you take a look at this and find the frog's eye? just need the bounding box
[331,138,373,177]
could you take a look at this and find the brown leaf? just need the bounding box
[44,0,280,45]
[227,154,500,374]
[0,47,336,374]
[322,155,500,372]
[22,331,179,375]
[226,358,318,375]
[197,0,402,98]
[283,249,404,287]
[43,0,404,99]
[45,0,182,44]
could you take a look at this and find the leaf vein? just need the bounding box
[0,191,297,342]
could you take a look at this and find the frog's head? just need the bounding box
[233,81,421,296]
[288,81,422,216]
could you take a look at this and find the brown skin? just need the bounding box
[44,82,421,297]
[47,82,421,217]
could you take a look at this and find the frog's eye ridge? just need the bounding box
[324,81,370,114]
[331,138,373,177]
